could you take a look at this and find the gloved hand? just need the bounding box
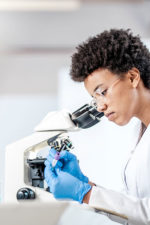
[44,160,91,203]
[46,148,89,183]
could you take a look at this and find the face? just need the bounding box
[84,68,140,126]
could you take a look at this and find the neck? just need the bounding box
[135,86,150,127]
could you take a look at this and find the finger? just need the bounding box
[60,150,76,162]
[44,160,56,174]
[44,163,57,180]
[55,167,61,175]
[47,155,63,168]
[44,159,51,167]
[49,147,57,157]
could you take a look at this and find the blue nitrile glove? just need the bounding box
[47,148,89,183]
[44,160,91,203]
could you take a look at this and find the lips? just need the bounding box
[105,112,114,117]
[105,112,115,120]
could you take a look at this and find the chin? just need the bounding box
[113,118,130,126]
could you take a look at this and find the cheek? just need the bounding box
[110,88,136,120]
[113,86,135,109]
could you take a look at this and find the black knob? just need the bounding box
[16,188,35,200]
[17,191,24,199]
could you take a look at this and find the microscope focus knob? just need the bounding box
[16,188,35,200]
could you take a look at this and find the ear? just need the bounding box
[128,67,140,88]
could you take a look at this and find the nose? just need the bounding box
[97,101,107,112]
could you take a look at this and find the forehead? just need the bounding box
[84,68,117,94]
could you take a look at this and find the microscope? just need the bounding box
[4,104,104,203]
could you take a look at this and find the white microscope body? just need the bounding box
[4,110,78,203]
[4,104,103,203]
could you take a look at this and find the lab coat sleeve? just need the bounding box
[89,186,150,225]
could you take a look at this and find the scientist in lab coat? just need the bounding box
[44,29,150,225]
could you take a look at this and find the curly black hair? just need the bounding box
[70,29,150,89]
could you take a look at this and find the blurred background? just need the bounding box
[0,0,150,223]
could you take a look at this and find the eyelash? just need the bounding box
[94,88,107,98]
[101,89,107,96]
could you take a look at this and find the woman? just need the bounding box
[44,29,150,224]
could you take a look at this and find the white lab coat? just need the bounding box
[88,123,150,225]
